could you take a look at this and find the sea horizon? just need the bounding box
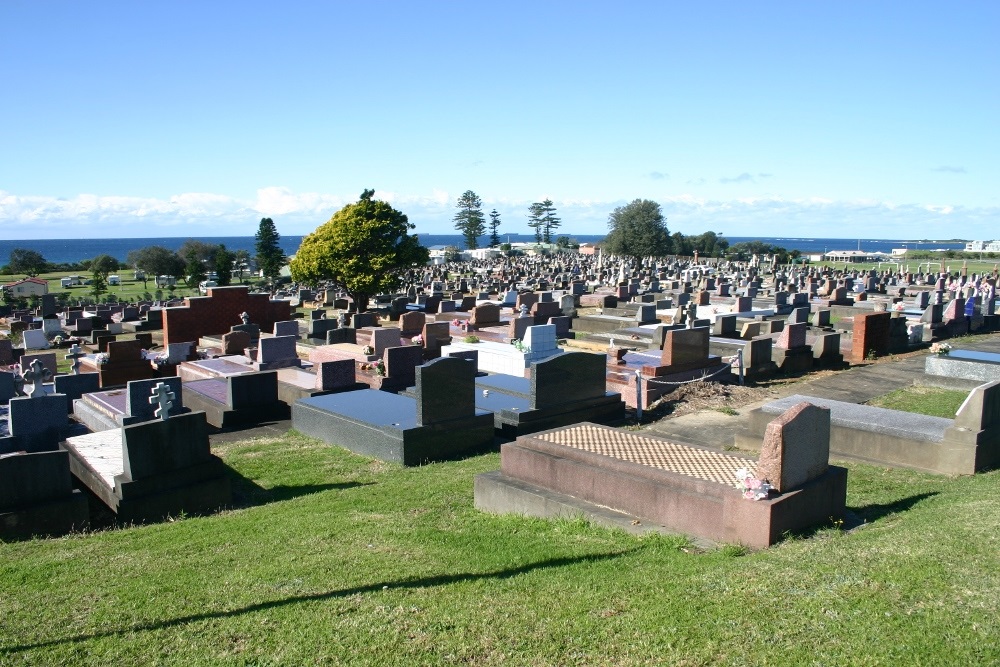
[0,234,972,266]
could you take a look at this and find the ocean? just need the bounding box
[0,234,969,266]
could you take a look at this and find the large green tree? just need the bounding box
[453,190,486,250]
[8,248,47,276]
[603,199,672,259]
[255,217,285,286]
[290,189,428,312]
[126,246,185,279]
[488,209,502,247]
[183,249,205,289]
[213,245,234,286]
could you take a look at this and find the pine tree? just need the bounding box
[527,202,545,243]
[488,209,502,247]
[254,218,284,287]
[453,191,486,250]
[539,199,561,244]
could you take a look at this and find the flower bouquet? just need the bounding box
[95,352,110,365]
[929,342,952,356]
[735,468,772,501]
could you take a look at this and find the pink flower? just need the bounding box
[743,490,755,500]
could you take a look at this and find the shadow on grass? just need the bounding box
[774,491,940,543]
[2,550,635,654]
[847,491,939,526]
[227,468,373,508]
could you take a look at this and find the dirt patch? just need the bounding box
[639,381,774,421]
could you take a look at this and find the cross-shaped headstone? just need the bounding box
[22,358,49,398]
[148,382,175,421]
[65,344,86,375]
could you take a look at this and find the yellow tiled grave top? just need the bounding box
[534,424,756,485]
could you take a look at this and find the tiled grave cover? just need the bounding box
[535,424,756,485]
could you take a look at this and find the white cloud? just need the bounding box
[0,188,995,240]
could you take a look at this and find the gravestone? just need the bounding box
[222,330,252,355]
[0,339,13,365]
[8,368,69,452]
[0,450,89,539]
[253,335,301,371]
[469,304,501,328]
[315,359,356,391]
[22,329,49,351]
[756,402,831,492]
[273,320,299,337]
[776,322,807,349]
[661,328,710,371]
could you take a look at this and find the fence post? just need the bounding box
[634,369,643,422]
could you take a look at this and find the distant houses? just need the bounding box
[3,277,49,297]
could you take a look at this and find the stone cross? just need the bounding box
[519,304,530,318]
[22,358,49,398]
[148,382,176,421]
[65,344,86,375]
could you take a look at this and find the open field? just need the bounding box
[2,422,998,665]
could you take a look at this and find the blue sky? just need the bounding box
[1,1,996,240]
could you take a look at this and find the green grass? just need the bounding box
[866,385,970,418]
[2,431,999,665]
[9,271,259,306]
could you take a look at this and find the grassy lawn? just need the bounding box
[1,431,998,665]
[5,271,259,306]
[866,386,970,418]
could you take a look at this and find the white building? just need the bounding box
[966,240,1000,252]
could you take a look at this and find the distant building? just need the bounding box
[4,277,49,297]
[966,240,1000,252]
[823,250,892,263]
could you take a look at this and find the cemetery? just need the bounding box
[1,250,1000,663]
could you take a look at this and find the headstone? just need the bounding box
[661,328,709,369]
[776,322,807,349]
[0,339,13,365]
[65,344,86,375]
[273,320,299,337]
[315,359,356,391]
[254,335,301,370]
[18,352,58,379]
[351,312,378,329]
[222,330,252,355]
[788,307,810,325]
[469,303,501,328]
[415,357,477,426]
[559,294,576,317]
[756,402,831,493]
[23,329,49,351]
[399,311,426,335]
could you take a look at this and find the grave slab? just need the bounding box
[292,357,494,465]
[476,421,847,549]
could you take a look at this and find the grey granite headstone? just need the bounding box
[126,376,184,422]
[530,352,607,409]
